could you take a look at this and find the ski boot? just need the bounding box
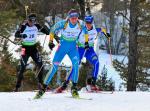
[13,80,22,92]
[71,83,79,98]
[55,80,68,93]
[13,87,19,92]
[86,77,101,92]
[34,84,47,99]
[90,85,101,92]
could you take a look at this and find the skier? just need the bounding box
[14,13,49,92]
[55,15,111,93]
[34,9,89,99]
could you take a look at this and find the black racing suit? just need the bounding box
[14,22,49,91]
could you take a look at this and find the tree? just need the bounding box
[0,1,21,91]
[113,0,150,91]
[77,0,85,20]
[127,0,139,91]
[96,65,115,91]
[101,0,130,55]
[78,61,93,89]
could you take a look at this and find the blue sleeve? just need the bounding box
[96,28,102,33]
[50,20,66,34]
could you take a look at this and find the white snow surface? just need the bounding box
[0,91,150,111]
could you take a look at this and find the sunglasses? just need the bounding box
[85,21,92,24]
[69,13,79,18]
[29,17,36,23]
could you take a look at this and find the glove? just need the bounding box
[84,42,89,49]
[54,34,60,44]
[48,41,55,50]
[21,34,27,39]
[106,33,111,39]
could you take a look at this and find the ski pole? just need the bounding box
[101,30,113,66]
[25,6,29,18]
[108,38,113,66]
[9,38,22,53]
[42,35,47,48]
[34,34,48,78]
[34,47,53,78]
[82,49,87,60]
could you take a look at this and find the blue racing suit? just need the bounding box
[44,20,88,85]
[67,24,100,82]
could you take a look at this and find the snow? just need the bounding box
[98,50,126,90]
[0,91,150,111]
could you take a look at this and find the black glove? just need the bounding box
[54,34,60,44]
[84,42,89,49]
[21,34,27,39]
[48,41,55,50]
[106,33,111,39]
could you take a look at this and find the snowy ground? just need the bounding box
[0,91,150,111]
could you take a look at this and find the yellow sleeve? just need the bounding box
[49,33,54,42]
[84,34,89,42]
[102,28,107,34]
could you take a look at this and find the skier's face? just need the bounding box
[28,20,35,26]
[69,17,78,25]
[86,23,92,30]
[28,18,36,26]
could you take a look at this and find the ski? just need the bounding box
[65,96,92,100]
[83,90,114,94]
[99,91,114,94]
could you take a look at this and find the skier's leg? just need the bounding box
[68,47,80,97]
[55,68,73,93]
[15,52,29,91]
[55,47,86,93]
[34,44,67,98]
[78,47,86,64]
[31,48,44,89]
[86,48,99,82]
[68,48,79,83]
[55,47,85,93]
[44,44,67,86]
[65,47,84,82]
[85,48,100,91]
[31,49,43,83]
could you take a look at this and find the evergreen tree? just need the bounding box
[96,65,115,91]
[114,1,150,91]
[0,1,21,91]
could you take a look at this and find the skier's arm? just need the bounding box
[35,24,50,35]
[54,34,60,43]
[49,20,65,42]
[101,28,111,39]
[82,26,89,49]
[48,20,65,50]
[15,25,26,38]
[80,23,88,42]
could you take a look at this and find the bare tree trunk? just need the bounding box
[109,0,116,54]
[116,0,128,54]
[86,2,91,15]
[61,0,64,18]
[77,0,85,20]
[127,0,139,91]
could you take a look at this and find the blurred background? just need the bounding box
[0,0,149,92]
